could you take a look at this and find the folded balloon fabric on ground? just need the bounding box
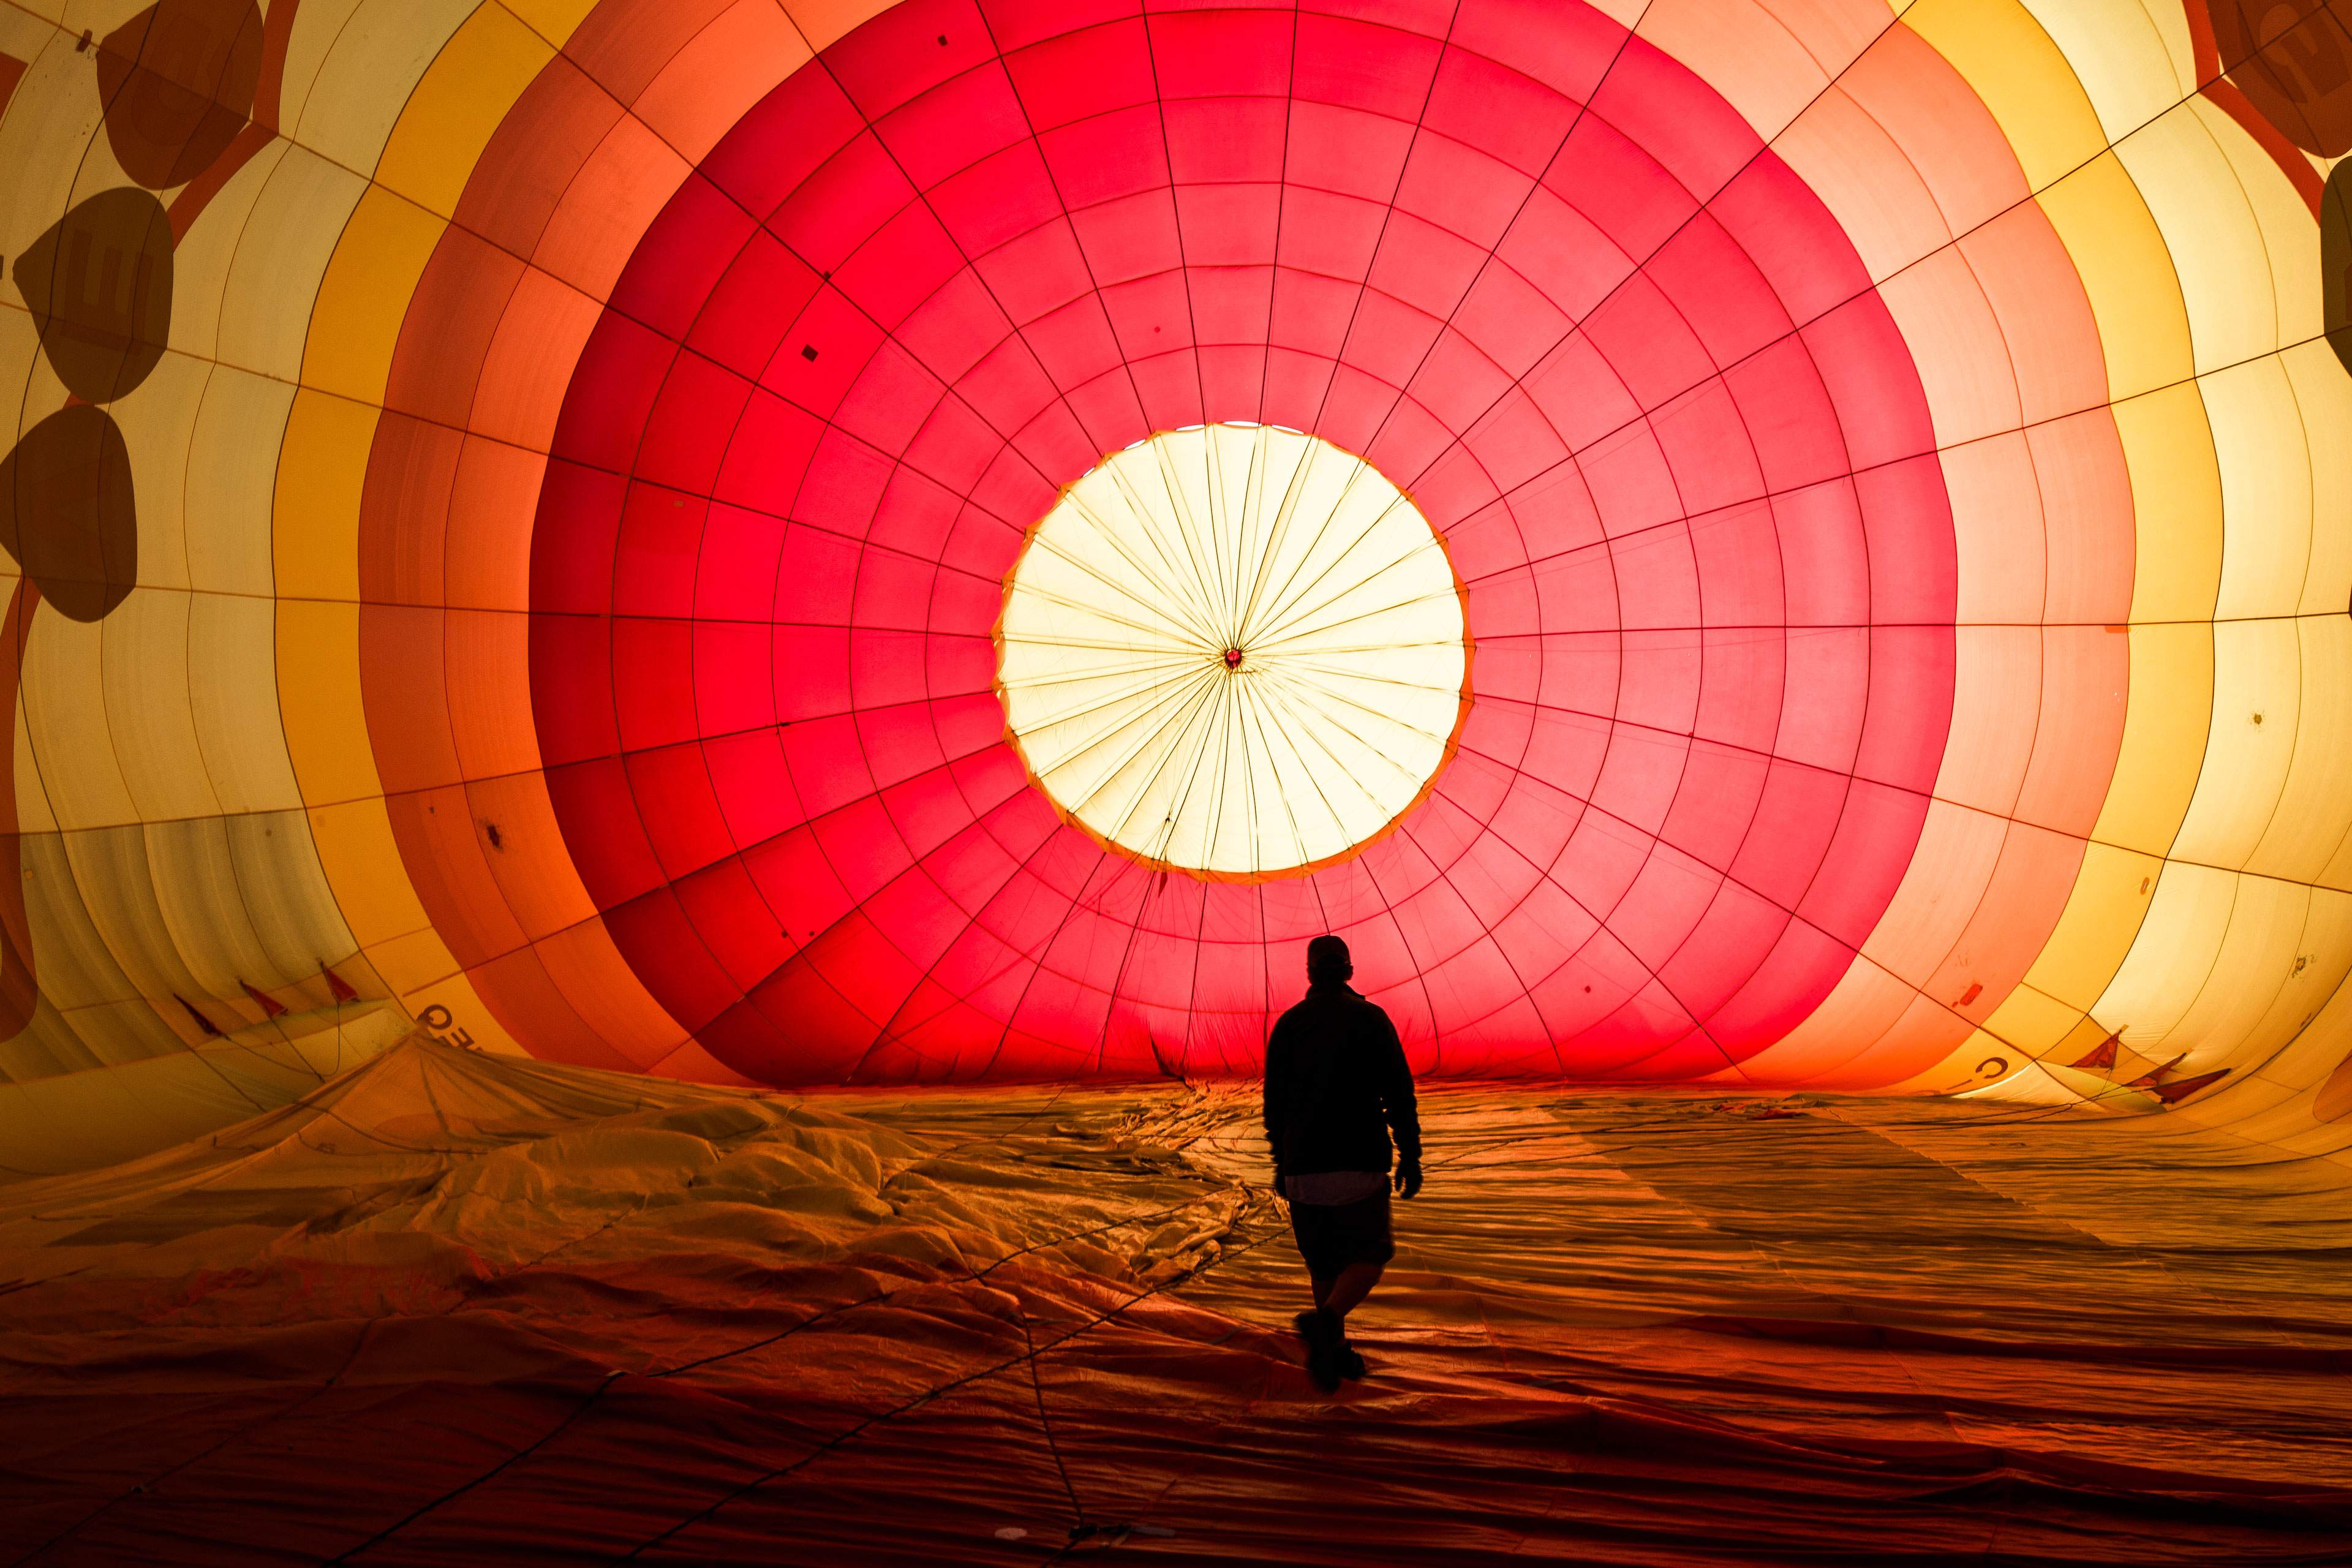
[1,1035,2347,1566]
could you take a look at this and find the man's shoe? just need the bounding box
[1292,1309,1343,1392]
[1338,1342,1367,1381]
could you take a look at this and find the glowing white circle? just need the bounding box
[997,423,1470,879]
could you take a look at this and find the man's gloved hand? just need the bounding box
[1393,1158,1423,1200]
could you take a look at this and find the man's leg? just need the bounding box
[1321,1259,1384,1322]
[1326,1260,1373,1316]
[1310,1272,1334,1309]
[1319,1261,1382,1384]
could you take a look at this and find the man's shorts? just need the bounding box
[1287,1187,1395,1278]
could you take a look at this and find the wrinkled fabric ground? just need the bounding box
[2,1037,2348,1566]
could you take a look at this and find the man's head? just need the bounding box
[1306,934,1352,987]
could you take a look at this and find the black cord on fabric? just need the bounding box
[603,1088,2137,1562]
[9,1318,383,1568]
[305,1186,1275,1564]
[646,1183,1259,1382]
[609,1101,1709,1563]
[1015,1299,1091,1536]
[322,1371,629,1567]
[292,1084,1270,1562]
[6,1074,1114,1566]
[606,1219,1293,1564]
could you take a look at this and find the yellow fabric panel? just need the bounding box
[0,1007,410,1181]
[2204,359,2315,622]
[1953,1050,2079,1102]
[2089,623,2212,856]
[9,669,55,839]
[214,147,368,386]
[306,797,433,954]
[2231,890,2352,1078]
[2019,839,2161,1009]
[2115,102,2290,377]
[276,0,374,140]
[0,7,53,64]
[17,840,143,1027]
[285,0,480,175]
[168,141,293,365]
[499,0,604,45]
[2158,875,2313,1072]
[2037,154,2192,402]
[183,371,293,599]
[32,605,201,827]
[187,594,304,815]
[2171,618,2299,871]
[2284,340,2352,618]
[2237,936,2352,1098]
[384,941,524,1055]
[368,921,466,1005]
[1978,978,2086,1056]
[276,601,384,806]
[143,820,290,996]
[0,31,110,219]
[2090,860,2237,1048]
[274,392,379,605]
[374,4,557,219]
[110,356,208,595]
[2016,0,2192,143]
[300,186,447,407]
[1902,0,2106,190]
[2115,383,2223,624]
[53,829,206,1007]
[2193,94,2327,350]
[2248,616,2352,886]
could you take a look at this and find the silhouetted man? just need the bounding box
[1262,933,1422,1392]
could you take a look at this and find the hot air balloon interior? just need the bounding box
[2,0,2351,1560]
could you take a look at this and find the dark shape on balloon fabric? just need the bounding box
[2325,161,2352,379]
[0,405,139,624]
[2209,0,2352,156]
[176,993,224,1038]
[2072,1032,2122,1073]
[2147,1068,2230,1104]
[12,189,173,404]
[96,0,264,190]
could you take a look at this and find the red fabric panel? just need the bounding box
[526,0,1958,1086]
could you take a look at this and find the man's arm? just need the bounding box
[1375,1008,1422,1194]
[1261,1016,1291,1192]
